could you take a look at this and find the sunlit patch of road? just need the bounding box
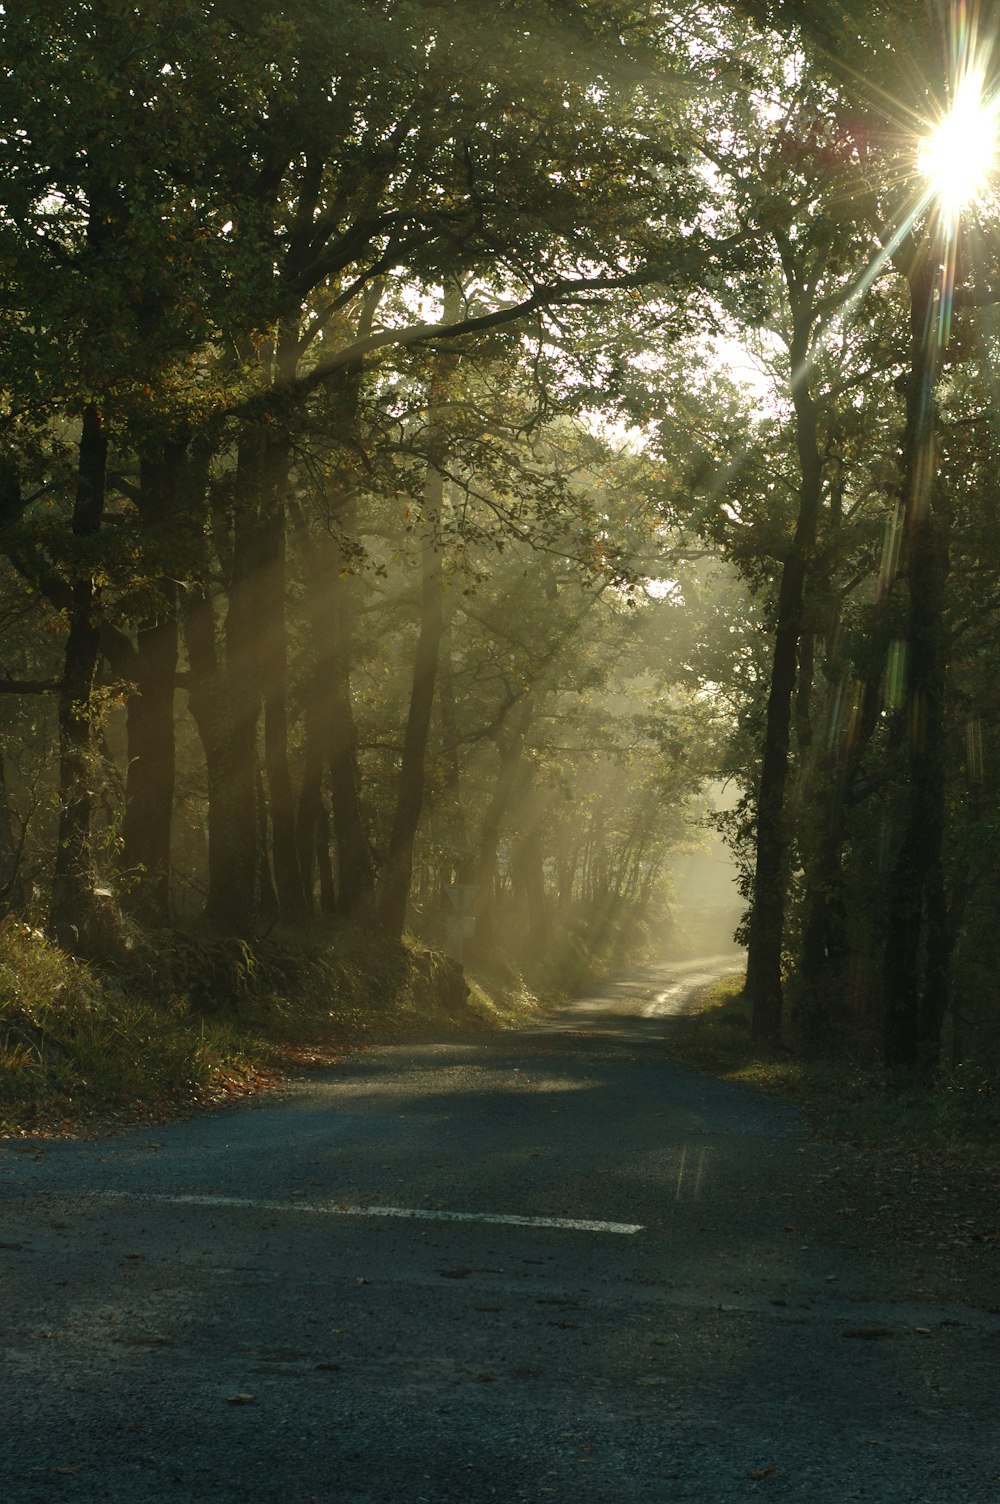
[536,951,745,1034]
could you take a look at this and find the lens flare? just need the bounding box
[919,69,998,215]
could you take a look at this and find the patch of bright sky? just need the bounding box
[579,410,649,453]
[708,331,783,410]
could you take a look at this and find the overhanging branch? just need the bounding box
[232,272,655,421]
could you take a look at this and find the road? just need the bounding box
[2,952,998,1503]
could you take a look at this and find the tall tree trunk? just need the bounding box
[327,551,376,915]
[257,451,309,922]
[920,854,953,1072]
[293,291,382,919]
[290,496,334,911]
[511,777,548,954]
[296,695,328,906]
[745,275,824,1046]
[881,265,951,1079]
[184,584,259,936]
[121,443,185,926]
[376,280,459,940]
[219,306,309,926]
[315,798,336,916]
[293,516,374,918]
[229,417,308,922]
[470,699,533,957]
[178,442,262,936]
[796,578,895,1052]
[194,422,302,935]
[291,498,374,919]
[218,456,267,931]
[51,404,108,948]
[377,466,446,940]
[257,766,280,923]
[0,752,25,913]
[435,612,471,902]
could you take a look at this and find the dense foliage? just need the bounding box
[3,1,1000,1087]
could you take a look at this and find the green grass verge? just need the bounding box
[0,917,539,1136]
[665,975,1000,1159]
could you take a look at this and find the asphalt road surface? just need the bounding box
[2,952,998,1503]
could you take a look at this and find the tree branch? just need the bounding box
[233,272,655,420]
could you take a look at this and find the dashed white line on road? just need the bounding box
[97,1191,642,1235]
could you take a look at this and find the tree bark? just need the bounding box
[50,404,109,947]
[296,695,328,906]
[434,612,472,905]
[183,584,260,936]
[327,550,376,915]
[511,778,548,953]
[257,766,280,924]
[745,273,824,1046]
[376,280,460,940]
[796,582,894,1052]
[0,752,25,913]
[377,466,446,940]
[470,698,533,956]
[228,417,309,923]
[881,266,951,1079]
[292,496,374,919]
[258,458,309,922]
[190,423,301,935]
[920,854,952,1073]
[121,443,186,926]
[315,797,336,916]
[293,509,375,918]
[293,291,382,919]
[213,305,309,928]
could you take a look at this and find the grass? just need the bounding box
[663,974,1000,1161]
[0,917,540,1137]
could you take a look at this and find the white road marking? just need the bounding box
[97,1191,642,1235]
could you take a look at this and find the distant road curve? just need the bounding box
[535,950,745,1034]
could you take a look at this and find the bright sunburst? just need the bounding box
[919,68,999,217]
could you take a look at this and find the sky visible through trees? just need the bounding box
[3,1,1000,1084]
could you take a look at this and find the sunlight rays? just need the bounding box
[788,5,999,407]
[893,3,999,268]
[918,67,999,219]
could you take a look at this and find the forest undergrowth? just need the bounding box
[0,915,531,1139]
[668,976,1000,1152]
[0,899,664,1137]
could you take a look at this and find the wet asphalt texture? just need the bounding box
[1,953,998,1503]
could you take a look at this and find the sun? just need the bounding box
[919,70,999,216]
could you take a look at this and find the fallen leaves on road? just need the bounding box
[808,1143,999,1306]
